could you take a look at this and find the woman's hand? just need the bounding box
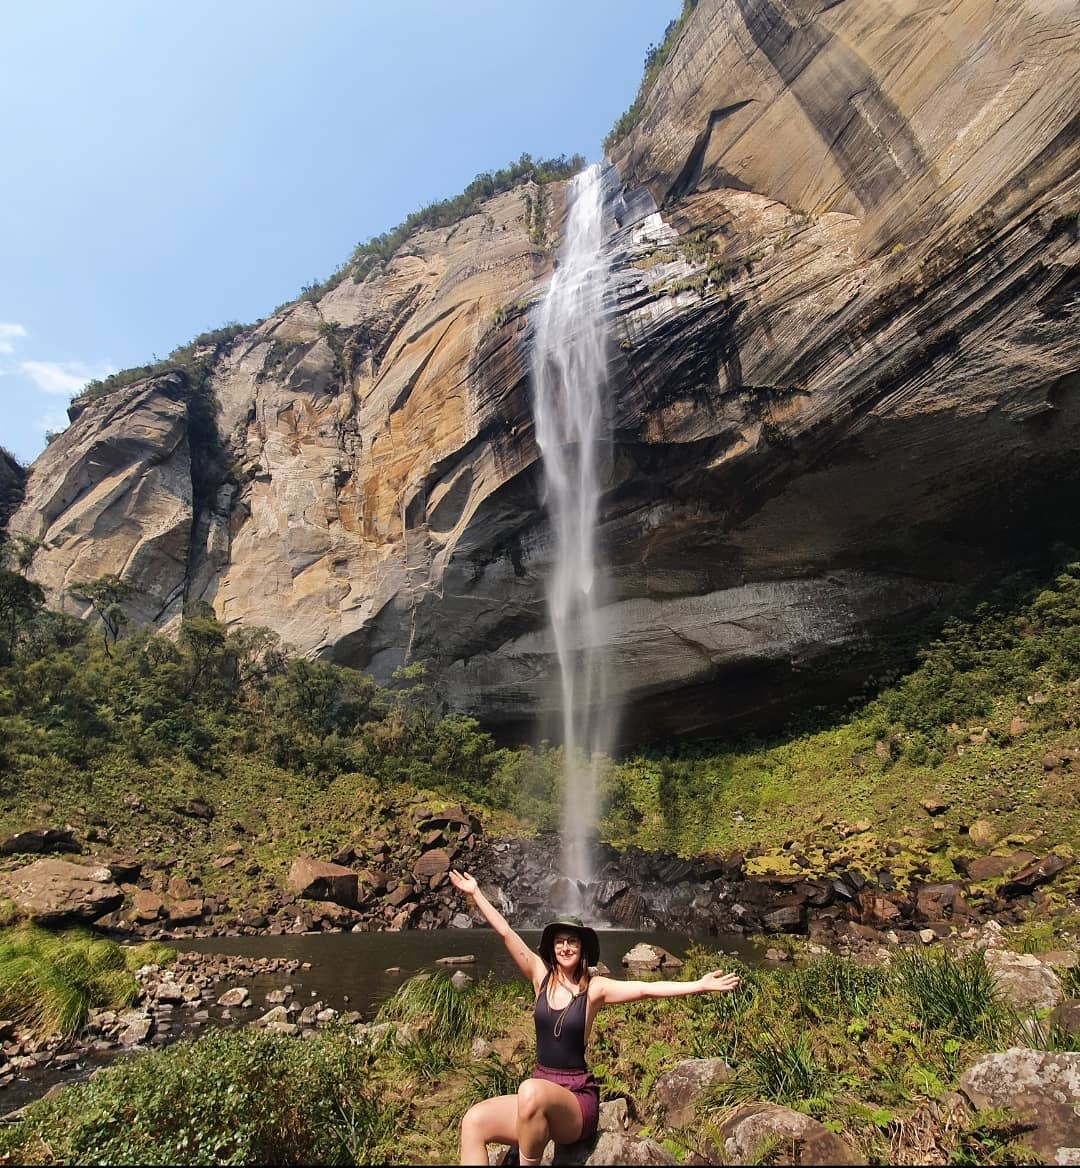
[449,869,478,898]
[697,970,741,993]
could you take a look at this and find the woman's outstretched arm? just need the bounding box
[449,869,546,987]
[592,968,740,1006]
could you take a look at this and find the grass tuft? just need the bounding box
[0,925,142,1040]
[894,948,1009,1043]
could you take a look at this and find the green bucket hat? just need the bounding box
[539,915,600,968]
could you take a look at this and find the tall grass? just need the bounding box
[0,924,143,1039]
[731,1030,830,1109]
[791,952,891,1019]
[894,949,1009,1043]
[375,971,478,1048]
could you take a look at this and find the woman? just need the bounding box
[449,868,740,1167]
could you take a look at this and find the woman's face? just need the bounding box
[553,931,582,973]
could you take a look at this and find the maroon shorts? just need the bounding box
[531,1065,600,1142]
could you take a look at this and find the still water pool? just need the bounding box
[176,927,757,1016]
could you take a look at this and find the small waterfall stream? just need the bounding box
[530,163,614,905]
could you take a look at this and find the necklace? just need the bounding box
[550,979,580,1039]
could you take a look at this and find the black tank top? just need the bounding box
[534,971,588,1070]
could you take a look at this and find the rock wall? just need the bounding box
[8,0,1080,738]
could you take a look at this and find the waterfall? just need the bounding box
[531,163,613,905]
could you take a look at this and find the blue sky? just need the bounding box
[1,0,680,465]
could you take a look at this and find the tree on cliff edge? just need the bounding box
[68,575,132,656]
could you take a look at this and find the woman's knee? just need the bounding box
[516,1078,544,1121]
[461,1102,486,1135]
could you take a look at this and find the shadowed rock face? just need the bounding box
[8,0,1080,740]
[0,448,25,531]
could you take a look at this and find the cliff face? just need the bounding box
[9,0,1080,738]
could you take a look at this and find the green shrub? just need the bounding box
[791,953,890,1019]
[0,1026,397,1165]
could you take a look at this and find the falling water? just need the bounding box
[531,164,612,903]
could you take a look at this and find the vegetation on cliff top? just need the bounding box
[604,0,698,153]
[66,152,585,418]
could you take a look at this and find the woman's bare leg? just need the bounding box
[459,1094,518,1166]
[515,1078,584,1163]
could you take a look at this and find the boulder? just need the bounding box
[116,1009,153,1046]
[0,828,79,856]
[1049,999,1080,1041]
[166,898,204,924]
[966,819,1000,850]
[166,875,197,901]
[412,847,455,883]
[621,944,682,974]
[550,1132,678,1165]
[760,892,808,932]
[217,986,251,1008]
[598,1098,630,1133]
[999,854,1072,897]
[653,1057,732,1128]
[130,889,164,921]
[286,856,359,908]
[176,798,214,822]
[718,1103,864,1165]
[984,950,1063,1012]
[959,855,1014,881]
[101,855,142,883]
[0,858,123,924]
[915,883,963,920]
[959,1048,1080,1164]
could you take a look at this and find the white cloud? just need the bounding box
[18,359,111,397]
[36,404,71,439]
[0,322,28,355]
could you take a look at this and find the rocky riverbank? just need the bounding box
[1,799,1074,961]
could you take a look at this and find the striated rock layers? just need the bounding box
[8,0,1080,739]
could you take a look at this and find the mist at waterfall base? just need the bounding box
[531,163,618,912]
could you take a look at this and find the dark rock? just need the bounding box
[0,828,79,856]
[175,799,214,822]
[760,893,807,933]
[915,882,962,920]
[592,880,630,908]
[412,847,454,883]
[1048,999,1080,1040]
[796,879,834,907]
[608,889,647,927]
[384,884,415,908]
[957,855,1014,881]
[1000,853,1071,896]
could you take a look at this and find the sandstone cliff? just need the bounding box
[9,0,1080,738]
